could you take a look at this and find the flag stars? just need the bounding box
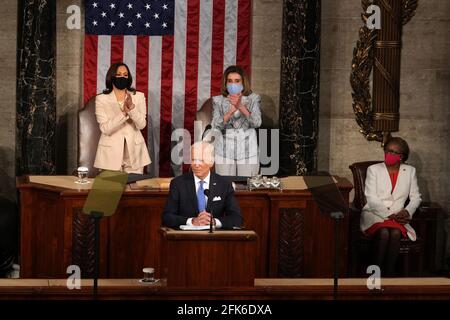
[88,1,172,33]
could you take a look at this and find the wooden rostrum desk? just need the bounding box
[17,175,352,279]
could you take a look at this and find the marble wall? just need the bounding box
[0,1,18,201]
[56,0,84,175]
[279,0,321,176]
[251,0,283,129]
[319,0,450,268]
[16,1,57,176]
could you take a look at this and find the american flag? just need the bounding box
[84,0,252,177]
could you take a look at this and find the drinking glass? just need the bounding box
[75,167,89,184]
[140,267,155,283]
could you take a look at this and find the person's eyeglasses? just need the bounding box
[386,149,403,155]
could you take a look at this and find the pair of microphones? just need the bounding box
[203,189,214,233]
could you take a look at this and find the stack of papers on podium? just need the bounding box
[180,225,211,231]
[135,177,172,189]
[280,175,338,190]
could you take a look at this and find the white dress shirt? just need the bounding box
[186,171,222,228]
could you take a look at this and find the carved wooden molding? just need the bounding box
[278,208,305,277]
[72,209,96,278]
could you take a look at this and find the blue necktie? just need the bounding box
[197,180,206,212]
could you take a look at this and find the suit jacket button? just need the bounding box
[387,207,390,210]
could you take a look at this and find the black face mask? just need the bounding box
[112,76,130,90]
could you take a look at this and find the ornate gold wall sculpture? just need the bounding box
[350,0,418,144]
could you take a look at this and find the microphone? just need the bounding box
[203,189,214,233]
[202,125,216,144]
[202,124,212,140]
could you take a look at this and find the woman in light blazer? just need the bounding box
[94,62,151,173]
[361,137,421,276]
[210,65,262,177]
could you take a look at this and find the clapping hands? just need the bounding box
[123,90,135,114]
[224,93,251,122]
[228,93,241,107]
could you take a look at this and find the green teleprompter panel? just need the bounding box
[83,170,128,216]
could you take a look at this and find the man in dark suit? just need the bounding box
[162,142,243,229]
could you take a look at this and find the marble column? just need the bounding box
[16,0,56,175]
[279,0,321,175]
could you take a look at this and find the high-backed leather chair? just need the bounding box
[349,161,382,211]
[348,161,424,276]
[78,96,101,177]
[196,97,213,141]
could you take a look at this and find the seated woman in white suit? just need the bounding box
[361,137,421,276]
[94,62,151,174]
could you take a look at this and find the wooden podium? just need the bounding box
[160,228,257,287]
